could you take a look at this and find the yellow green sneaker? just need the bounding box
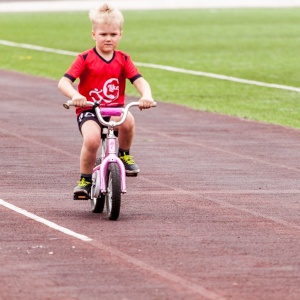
[73,178,91,200]
[119,153,140,177]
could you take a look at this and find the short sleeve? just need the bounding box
[123,54,142,83]
[64,54,86,82]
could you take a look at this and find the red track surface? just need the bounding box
[0,70,300,300]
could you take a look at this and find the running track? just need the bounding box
[0,70,300,299]
[1,3,300,300]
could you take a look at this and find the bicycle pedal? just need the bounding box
[126,172,138,177]
[73,193,90,200]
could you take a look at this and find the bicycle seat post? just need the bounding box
[107,125,118,155]
[100,127,108,163]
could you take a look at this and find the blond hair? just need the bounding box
[89,3,124,30]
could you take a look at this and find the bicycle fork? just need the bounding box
[92,130,127,198]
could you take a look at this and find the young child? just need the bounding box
[58,2,154,198]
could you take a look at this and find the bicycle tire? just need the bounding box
[106,162,121,220]
[90,194,105,213]
[90,158,105,213]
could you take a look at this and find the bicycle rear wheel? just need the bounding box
[90,160,105,213]
[106,162,121,220]
[90,194,105,213]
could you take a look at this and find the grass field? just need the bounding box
[1,8,300,128]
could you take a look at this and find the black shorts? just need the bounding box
[77,109,110,134]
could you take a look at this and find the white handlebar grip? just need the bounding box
[63,100,73,109]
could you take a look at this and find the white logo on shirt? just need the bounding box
[89,78,119,103]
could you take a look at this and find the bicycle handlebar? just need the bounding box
[63,100,157,128]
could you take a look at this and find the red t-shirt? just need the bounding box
[64,47,142,116]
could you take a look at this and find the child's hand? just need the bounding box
[72,94,87,108]
[139,98,155,110]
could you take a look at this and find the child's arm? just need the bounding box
[133,77,154,110]
[58,77,87,107]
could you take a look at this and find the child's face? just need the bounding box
[92,23,122,55]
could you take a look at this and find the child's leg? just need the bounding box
[73,120,101,198]
[112,112,139,175]
[80,120,101,174]
[116,111,135,150]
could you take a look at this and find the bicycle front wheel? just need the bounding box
[106,162,121,220]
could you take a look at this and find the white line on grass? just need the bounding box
[0,198,92,242]
[136,62,300,93]
[1,39,300,93]
[0,39,78,56]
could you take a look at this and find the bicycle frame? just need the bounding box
[92,112,127,196]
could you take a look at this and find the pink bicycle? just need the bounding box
[63,100,156,220]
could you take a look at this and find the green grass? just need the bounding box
[1,8,300,128]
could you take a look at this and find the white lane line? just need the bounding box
[89,240,227,300]
[0,126,76,159]
[137,177,300,232]
[1,39,300,93]
[0,198,224,299]
[139,126,300,173]
[129,189,300,195]
[0,199,93,242]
